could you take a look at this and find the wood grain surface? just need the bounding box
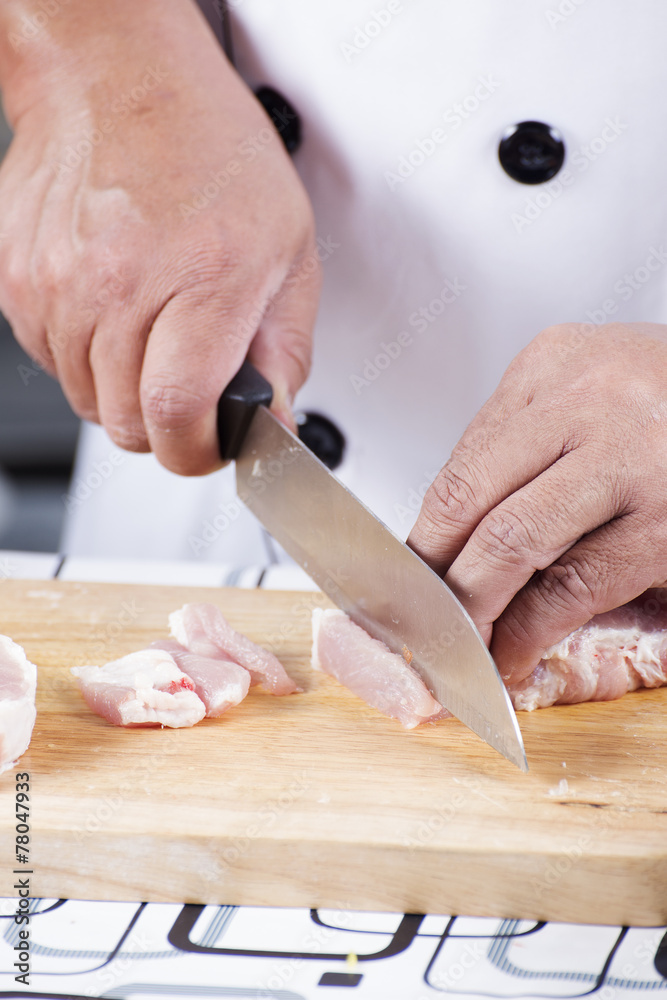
[0,579,665,926]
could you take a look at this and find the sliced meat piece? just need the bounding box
[312,608,447,728]
[0,635,37,773]
[151,639,250,717]
[170,603,298,695]
[71,649,206,728]
[508,591,667,711]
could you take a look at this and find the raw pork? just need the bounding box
[170,603,298,695]
[71,649,206,728]
[312,608,446,728]
[0,636,37,773]
[508,592,667,711]
[151,639,250,717]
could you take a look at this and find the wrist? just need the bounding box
[0,0,219,127]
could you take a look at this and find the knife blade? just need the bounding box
[218,362,527,771]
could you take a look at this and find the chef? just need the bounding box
[0,0,666,688]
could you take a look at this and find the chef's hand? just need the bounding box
[0,0,319,474]
[408,322,667,681]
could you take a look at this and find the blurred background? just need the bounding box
[0,107,81,552]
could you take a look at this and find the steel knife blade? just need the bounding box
[218,362,527,771]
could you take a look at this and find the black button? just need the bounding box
[254,85,302,154]
[297,412,345,470]
[656,929,667,978]
[498,121,565,184]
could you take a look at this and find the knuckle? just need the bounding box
[176,237,245,285]
[141,380,207,432]
[104,421,149,453]
[47,322,80,354]
[475,507,540,565]
[536,558,597,617]
[85,255,139,313]
[453,422,496,456]
[424,461,479,527]
[492,607,536,674]
[496,605,533,649]
[0,250,30,310]
[34,246,72,295]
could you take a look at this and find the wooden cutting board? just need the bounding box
[0,579,665,926]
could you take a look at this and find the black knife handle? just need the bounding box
[217,361,273,460]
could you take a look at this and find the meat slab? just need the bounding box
[0,635,37,772]
[508,591,667,711]
[170,603,298,695]
[151,639,251,717]
[72,603,297,728]
[312,608,447,728]
[71,649,207,728]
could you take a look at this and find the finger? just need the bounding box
[0,240,56,377]
[0,202,58,378]
[491,512,666,683]
[46,317,100,423]
[140,285,262,475]
[0,306,56,379]
[247,245,321,429]
[407,403,572,574]
[443,447,627,642]
[89,310,152,452]
[13,161,103,418]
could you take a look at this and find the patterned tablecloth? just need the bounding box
[0,550,664,1000]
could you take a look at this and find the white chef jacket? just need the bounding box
[61,0,667,564]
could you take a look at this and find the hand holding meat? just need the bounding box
[0,0,319,474]
[408,322,667,683]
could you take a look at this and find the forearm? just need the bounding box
[0,0,221,126]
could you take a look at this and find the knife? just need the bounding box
[218,361,528,771]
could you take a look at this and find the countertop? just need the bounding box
[0,550,664,1000]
